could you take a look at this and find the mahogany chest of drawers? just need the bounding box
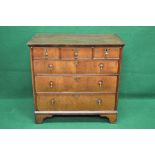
[28,34,124,123]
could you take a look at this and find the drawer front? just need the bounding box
[33,60,118,74]
[33,47,59,59]
[94,47,120,58]
[61,47,92,59]
[35,76,117,92]
[37,94,116,111]
[77,60,118,74]
[33,60,76,74]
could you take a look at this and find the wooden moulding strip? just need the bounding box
[35,74,119,76]
[33,58,120,60]
[35,111,118,115]
[36,92,118,95]
[28,45,124,47]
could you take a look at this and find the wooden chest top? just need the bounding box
[27,34,124,46]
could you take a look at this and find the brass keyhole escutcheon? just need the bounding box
[74,95,80,99]
[74,77,80,81]
[99,63,104,71]
[44,48,48,58]
[49,81,53,88]
[97,99,103,105]
[104,48,109,57]
[74,60,79,66]
[50,99,56,104]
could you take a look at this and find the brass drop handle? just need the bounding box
[50,99,55,104]
[104,48,109,57]
[74,52,78,57]
[44,49,48,57]
[99,63,104,71]
[97,99,102,105]
[48,64,53,70]
[49,81,53,88]
[98,80,103,88]
[74,48,79,58]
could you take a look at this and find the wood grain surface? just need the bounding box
[36,94,116,111]
[28,34,124,46]
[33,60,118,74]
[35,75,117,92]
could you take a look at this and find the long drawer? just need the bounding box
[36,94,116,111]
[35,75,117,92]
[33,60,118,74]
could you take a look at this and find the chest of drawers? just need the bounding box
[28,34,124,123]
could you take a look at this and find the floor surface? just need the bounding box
[0,97,155,129]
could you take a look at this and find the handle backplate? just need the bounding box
[48,64,53,70]
[74,48,79,58]
[44,48,48,57]
[104,48,109,57]
[98,80,103,88]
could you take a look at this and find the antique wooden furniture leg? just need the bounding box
[35,114,53,124]
[100,114,117,123]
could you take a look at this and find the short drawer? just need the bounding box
[33,60,76,74]
[61,47,92,59]
[36,94,116,111]
[33,60,118,74]
[35,76,117,92]
[77,60,118,74]
[94,47,120,58]
[33,47,59,59]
